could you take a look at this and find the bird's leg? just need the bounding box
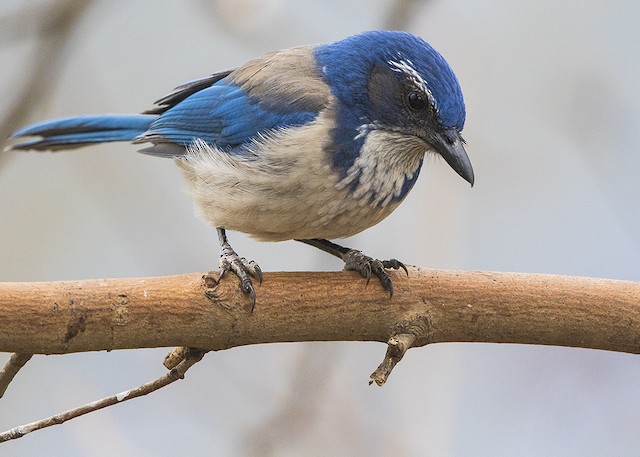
[296,238,408,297]
[216,228,262,310]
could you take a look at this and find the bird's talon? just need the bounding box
[251,262,263,285]
[379,274,394,298]
[243,284,256,312]
[383,259,409,276]
[216,229,261,311]
[342,249,404,297]
[242,280,256,308]
[241,278,253,294]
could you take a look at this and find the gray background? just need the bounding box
[1,0,639,455]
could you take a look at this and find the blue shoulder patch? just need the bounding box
[143,80,318,150]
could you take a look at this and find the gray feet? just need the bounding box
[216,231,407,309]
[217,228,262,311]
[296,238,409,298]
[342,250,408,298]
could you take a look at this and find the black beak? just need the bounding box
[432,130,474,186]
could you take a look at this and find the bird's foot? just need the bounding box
[218,245,262,311]
[342,250,408,297]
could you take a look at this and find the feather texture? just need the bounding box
[9,115,156,151]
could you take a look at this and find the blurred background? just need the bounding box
[1,0,639,455]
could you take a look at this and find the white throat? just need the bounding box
[336,129,426,207]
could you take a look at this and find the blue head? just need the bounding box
[314,31,473,187]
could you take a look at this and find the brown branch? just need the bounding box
[370,332,417,386]
[0,348,205,443]
[0,268,638,441]
[0,267,638,356]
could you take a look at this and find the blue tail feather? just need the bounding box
[9,114,157,151]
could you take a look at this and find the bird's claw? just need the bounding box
[219,252,262,311]
[381,258,409,277]
[342,250,408,298]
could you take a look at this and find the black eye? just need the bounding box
[407,91,427,111]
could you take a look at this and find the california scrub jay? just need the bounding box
[8,31,474,309]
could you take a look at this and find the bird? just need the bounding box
[7,30,474,310]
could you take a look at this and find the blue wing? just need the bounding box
[10,48,331,157]
[138,47,331,155]
[138,81,319,152]
[143,71,233,115]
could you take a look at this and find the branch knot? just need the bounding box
[370,314,432,386]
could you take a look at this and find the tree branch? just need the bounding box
[0,353,32,398]
[0,348,205,442]
[0,267,638,441]
[1,268,638,360]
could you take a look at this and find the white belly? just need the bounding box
[176,115,426,241]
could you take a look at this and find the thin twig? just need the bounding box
[369,334,417,386]
[163,346,191,369]
[0,348,206,443]
[370,314,431,385]
[0,353,33,398]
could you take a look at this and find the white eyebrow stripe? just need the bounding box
[388,57,437,111]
